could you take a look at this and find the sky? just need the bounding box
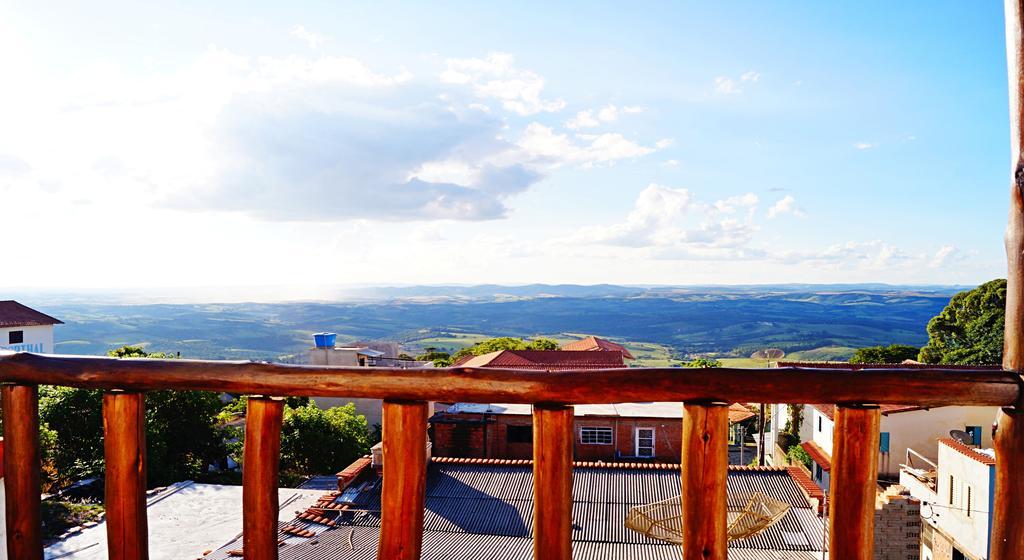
[0,1,1015,297]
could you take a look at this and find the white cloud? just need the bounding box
[664,159,680,167]
[767,195,806,218]
[566,104,644,130]
[568,184,760,254]
[566,110,599,129]
[0,42,667,224]
[854,142,877,150]
[440,52,565,115]
[597,105,619,122]
[714,71,760,95]
[929,245,960,268]
[714,77,740,95]
[290,25,328,49]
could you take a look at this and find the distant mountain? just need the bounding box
[31,284,962,363]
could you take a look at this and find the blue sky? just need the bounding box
[0,1,1012,295]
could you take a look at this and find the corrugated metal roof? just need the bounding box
[206,463,824,560]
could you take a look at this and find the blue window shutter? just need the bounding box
[966,426,982,446]
[879,432,890,453]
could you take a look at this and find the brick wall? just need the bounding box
[432,413,682,462]
[873,485,921,560]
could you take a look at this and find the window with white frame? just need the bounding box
[636,427,655,458]
[580,426,613,445]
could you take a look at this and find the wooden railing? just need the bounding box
[0,351,1023,560]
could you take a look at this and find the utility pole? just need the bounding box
[758,403,767,466]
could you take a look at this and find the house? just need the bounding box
[307,333,432,428]
[205,456,827,560]
[775,402,997,491]
[452,349,628,369]
[0,301,63,354]
[765,363,1001,489]
[560,335,635,360]
[431,402,757,463]
[899,438,996,560]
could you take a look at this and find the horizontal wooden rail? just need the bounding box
[0,351,1019,406]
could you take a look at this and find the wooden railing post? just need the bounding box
[828,405,880,559]
[999,3,1024,559]
[992,408,1024,558]
[103,391,149,560]
[1,384,42,560]
[378,400,429,560]
[681,402,728,560]
[532,404,574,560]
[243,397,284,560]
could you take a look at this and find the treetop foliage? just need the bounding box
[451,337,564,362]
[681,357,723,368]
[918,279,1006,365]
[849,344,920,364]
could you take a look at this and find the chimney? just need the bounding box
[370,440,432,471]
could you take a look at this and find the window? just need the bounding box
[879,432,890,454]
[8,330,23,344]
[580,426,613,445]
[814,463,823,482]
[966,425,983,446]
[948,475,956,505]
[817,416,822,432]
[636,428,655,458]
[965,483,973,518]
[506,425,532,444]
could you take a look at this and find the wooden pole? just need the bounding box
[1,384,42,560]
[378,400,429,560]
[681,402,728,560]
[103,392,149,560]
[242,397,284,560]
[827,405,881,560]
[532,404,574,560]
[993,408,1024,558]
[995,3,1024,560]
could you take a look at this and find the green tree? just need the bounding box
[416,350,453,367]
[451,337,528,361]
[849,344,921,364]
[278,403,371,476]
[918,279,1006,365]
[787,445,812,469]
[528,338,560,350]
[34,346,226,489]
[681,357,723,368]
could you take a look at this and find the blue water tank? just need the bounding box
[313,332,337,348]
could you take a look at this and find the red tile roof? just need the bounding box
[939,438,996,466]
[430,455,793,473]
[0,301,63,328]
[453,349,627,370]
[560,336,635,359]
[800,441,832,472]
[728,402,757,423]
[787,466,825,501]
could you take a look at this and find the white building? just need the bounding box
[770,403,998,491]
[900,438,995,560]
[0,301,62,354]
[307,335,431,428]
